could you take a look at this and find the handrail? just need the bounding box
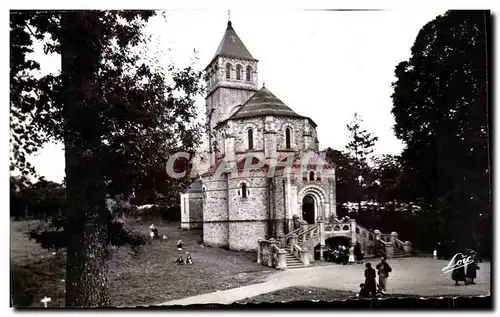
[298,224,319,237]
[284,226,305,239]
[394,238,405,251]
[376,239,386,257]
[297,224,320,243]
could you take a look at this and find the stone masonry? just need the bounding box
[180,20,336,252]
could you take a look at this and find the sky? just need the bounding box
[22,9,447,183]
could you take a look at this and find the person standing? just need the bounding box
[452,254,466,286]
[376,257,392,294]
[354,243,364,264]
[465,258,479,285]
[363,262,377,297]
[348,245,356,264]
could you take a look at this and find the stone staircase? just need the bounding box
[257,219,413,270]
[393,248,405,258]
[284,247,308,269]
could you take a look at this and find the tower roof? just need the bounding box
[211,21,257,63]
[220,86,317,127]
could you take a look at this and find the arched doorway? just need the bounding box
[302,195,315,224]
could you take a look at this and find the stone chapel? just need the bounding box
[180,20,337,252]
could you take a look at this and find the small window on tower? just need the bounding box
[248,129,254,150]
[309,171,315,181]
[236,64,242,80]
[226,63,231,79]
[241,183,247,198]
[285,127,292,149]
[246,66,252,81]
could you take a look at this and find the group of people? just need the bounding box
[174,252,193,265]
[359,257,392,297]
[451,252,480,286]
[148,224,192,266]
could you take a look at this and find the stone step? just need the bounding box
[287,264,306,269]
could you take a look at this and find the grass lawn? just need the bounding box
[238,287,357,303]
[10,220,274,307]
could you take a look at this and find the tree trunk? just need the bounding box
[61,12,109,307]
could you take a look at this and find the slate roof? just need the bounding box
[221,86,317,127]
[211,21,257,62]
[186,179,203,193]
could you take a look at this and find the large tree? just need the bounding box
[344,112,378,211]
[10,11,203,306]
[391,10,491,254]
[369,154,407,204]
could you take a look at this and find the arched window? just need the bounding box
[246,66,252,81]
[302,171,308,181]
[309,171,315,181]
[225,63,231,79]
[236,64,242,80]
[285,127,291,149]
[247,129,254,150]
[241,183,247,198]
[202,187,207,200]
[317,172,322,181]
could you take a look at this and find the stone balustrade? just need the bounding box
[292,244,310,267]
[257,238,287,270]
[259,221,413,270]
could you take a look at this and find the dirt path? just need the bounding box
[160,258,491,306]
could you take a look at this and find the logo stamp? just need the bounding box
[441,253,474,274]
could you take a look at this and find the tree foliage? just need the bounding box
[10,176,65,219]
[324,148,357,215]
[344,113,378,209]
[391,10,491,254]
[10,10,204,306]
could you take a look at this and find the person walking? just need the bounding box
[363,262,377,297]
[376,256,392,294]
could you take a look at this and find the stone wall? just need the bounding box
[229,221,268,251]
[205,55,258,130]
[207,88,256,131]
[180,192,203,230]
[202,175,229,248]
[276,117,305,152]
[232,117,265,153]
[188,193,203,229]
[227,173,268,251]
